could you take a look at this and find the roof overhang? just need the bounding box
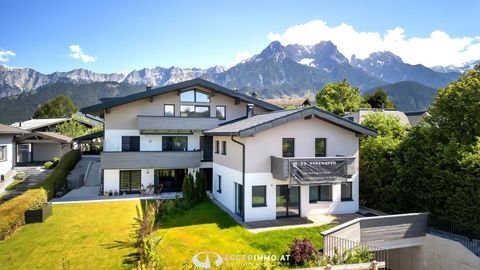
[80,78,282,116]
[205,107,378,138]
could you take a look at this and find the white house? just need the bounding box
[0,124,29,181]
[81,79,376,221]
[205,107,376,221]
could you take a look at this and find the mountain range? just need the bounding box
[0,40,474,122]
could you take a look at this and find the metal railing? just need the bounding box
[427,215,480,256]
[323,235,388,269]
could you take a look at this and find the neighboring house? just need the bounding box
[344,108,411,126]
[81,78,375,221]
[263,97,311,109]
[405,111,427,126]
[0,124,29,181]
[81,78,279,194]
[10,118,84,163]
[205,107,375,221]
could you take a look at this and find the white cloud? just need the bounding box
[267,20,480,67]
[0,49,16,62]
[68,44,97,63]
[235,50,253,63]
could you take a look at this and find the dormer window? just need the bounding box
[180,89,210,103]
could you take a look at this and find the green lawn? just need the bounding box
[0,201,140,270]
[0,199,334,269]
[157,200,334,269]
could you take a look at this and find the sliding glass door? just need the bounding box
[276,185,300,218]
[119,170,141,193]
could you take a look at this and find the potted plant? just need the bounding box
[25,202,53,224]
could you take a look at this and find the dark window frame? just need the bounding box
[216,105,226,120]
[162,136,188,152]
[215,140,219,154]
[0,145,6,161]
[179,89,211,103]
[309,185,332,203]
[341,182,353,201]
[221,141,227,155]
[119,170,142,193]
[164,104,175,117]
[282,138,295,158]
[217,175,222,193]
[121,136,140,152]
[252,185,267,207]
[180,105,211,118]
[315,138,327,157]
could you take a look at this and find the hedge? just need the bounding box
[0,188,47,240]
[41,150,81,199]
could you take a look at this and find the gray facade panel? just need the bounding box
[137,116,219,131]
[360,213,428,243]
[101,151,202,169]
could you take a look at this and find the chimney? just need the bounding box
[246,104,255,118]
[146,85,152,91]
[19,122,22,127]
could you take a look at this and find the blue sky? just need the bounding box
[1,0,479,73]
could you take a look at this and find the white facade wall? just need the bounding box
[104,129,201,152]
[212,164,242,215]
[212,116,361,221]
[0,135,14,180]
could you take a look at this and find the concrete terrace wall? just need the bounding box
[422,234,480,270]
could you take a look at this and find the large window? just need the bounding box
[164,104,175,117]
[217,175,222,193]
[282,138,295,157]
[180,105,210,117]
[180,89,210,103]
[216,106,226,120]
[309,185,332,203]
[252,185,267,207]
[162,136,188,151]
[341,182,353,201]
[122,136,140,152]
[0,146,6,161]
[315,138,327,157]
[119,170,141,193]
[221,141,227,155]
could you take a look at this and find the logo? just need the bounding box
[192,252,223,269]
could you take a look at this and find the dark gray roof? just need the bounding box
[204,106,377,137]
[0,124,30,135]
[73,131,103,141]
[404,110,427,116]
[81,78,282,115]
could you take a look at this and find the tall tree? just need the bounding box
[363,88,396,109]
[33,95,77,119]
[315,80,363,115]
[55,119,87,138]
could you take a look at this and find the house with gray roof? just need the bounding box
[0,124,29,181]
[81,78,375,221]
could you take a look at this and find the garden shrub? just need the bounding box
[14,171,27,181]
[41,150,81,199]
[5,180,22,191]
[287,238,320,266]
[43,161,54,169]
[0,188,48,240]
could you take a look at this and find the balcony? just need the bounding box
[271,156,356,185]
[137,115,219,131]
[101,151,202,169]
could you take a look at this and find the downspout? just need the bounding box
[231,135,245,222]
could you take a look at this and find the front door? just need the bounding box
[276,185,300,218]
[119,170,141,193]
